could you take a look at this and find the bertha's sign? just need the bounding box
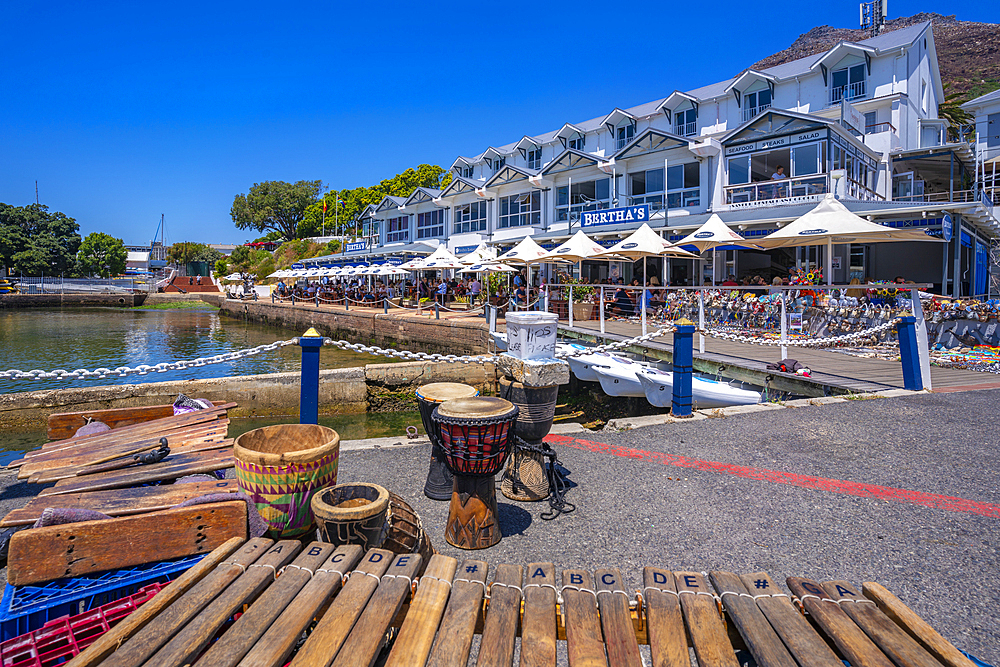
[580,204,650,228]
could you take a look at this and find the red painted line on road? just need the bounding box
[931,382,1000,393]
[543,434,1000,518]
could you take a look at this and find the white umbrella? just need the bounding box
[397,257,429,270]
[538,230,606,263]
[265,271,283,279]
[419,245,465,269]
[460,262,517,273]
[756,193,940,284]
[376,265,409,276]
[496,235,549,265]
[459,243,498,265]
[671,214,762,253]
[595,223,698,259]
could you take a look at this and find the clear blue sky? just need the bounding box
[2,0,994,245]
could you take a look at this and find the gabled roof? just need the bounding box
[357,203,377,220]
[403,188,441,206]
[513,136,542,152]
[722,108,830,145]
[540,148,602,176]
[482,146,508,161]
[438,176,486,199]
[374,196,406,214]
[809,41,876,72]
[484,164,538,188]
[601,108,637,133]
[657,91,700,117]
[613,127,690,160]
[725,69,778,94]
[962,87,1000,109]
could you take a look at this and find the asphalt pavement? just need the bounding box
[1,388,997,664]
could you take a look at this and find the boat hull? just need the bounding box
[637,369,761,409]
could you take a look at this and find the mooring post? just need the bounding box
[672,322,695,417]
[599,285,605,334]
[271,292,275,304]
[298,328,323,425]
[383,297,388,314]
[897,316,923,391]
[435,301,440,320]
[344,295,349,311]
[291,294,295,305]
[315,294,319,308]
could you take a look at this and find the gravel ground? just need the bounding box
[1,389,997,664]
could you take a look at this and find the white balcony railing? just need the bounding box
[675,121,697,137]
[726,175,828,204]
[830,81,867,105]
[742,103,771,122]
[616,134,634,151]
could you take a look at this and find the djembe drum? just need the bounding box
[416,383,479,500]
[431,397,518,549]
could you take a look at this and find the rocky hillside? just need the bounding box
[752,13,1000,100]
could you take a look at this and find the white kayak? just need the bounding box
[567,351,649,382]
[592,356,671,397]
[636,367,761,409]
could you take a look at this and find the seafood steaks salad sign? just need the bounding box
[580,204,649,228]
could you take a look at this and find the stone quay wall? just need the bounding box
[0,292,147,308]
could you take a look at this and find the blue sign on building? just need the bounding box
[581,204,650,228]
[291,262,304,269]
[345,241,368,253]
[941,214,953,242]
[454,245,479,255]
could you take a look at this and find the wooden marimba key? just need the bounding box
[82,539,977,667]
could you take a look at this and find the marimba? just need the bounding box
[65,538,974,667]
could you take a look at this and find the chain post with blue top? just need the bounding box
[298,328,324,424]
[897,316,923,391]
[672,320,695,417]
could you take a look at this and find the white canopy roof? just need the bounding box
[397,258,427,270]
[495,235,549,264]
[595,223,698,259]
[418,244,465,269]
[538,230,606,263]
[459,243,498,265]
[671,214,761,253]
[755,195,938,248]
[459,262,518,273]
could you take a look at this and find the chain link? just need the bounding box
[554,324,678,358]
[321,338,493,364]
[699,318,902,347]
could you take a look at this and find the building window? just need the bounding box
[556,178,610,221]
[674,108,697,137]
[462,165,473,178]
[863,111,878,133]
[493,157,506,174]
[454,201,487,234]
[630,168,664,211]
[726,142,828,203]
[498,191,541,228]
[417,209,444,239]
[616,124,635,150]
[527,148,542,171]
[362,220,380,239]
[743,89,772,122]
[667,163,701,208]
[386,216,409,243]
[568,134,585,151]
[830,64,866,104]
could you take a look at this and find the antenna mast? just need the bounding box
[860,0,888,37]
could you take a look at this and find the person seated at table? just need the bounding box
[609,287,634,316]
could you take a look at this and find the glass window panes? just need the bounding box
[527,148,541,170]
[454,201,487,234]
[792,143,820,176]
[569,135,585,150]
[498,191,541,228]
[387,216,409,243]
[728,156,750,185]
[417,210,444,239]
[556,178,611,221]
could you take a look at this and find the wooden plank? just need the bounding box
[7,501,248,585]
[40,448,234,496]
[642,567,687,667]
[785,577,894,667]
[561,569,607,667]
[737,572,842,667]
[195,542,338,667]
[288,548,396,667]
[143,540,302,667]
[1,478,241,527]
[427,559,489,667]
[46,401,227,440]
[235,545,364,667]
[102,537,273,667]
[385,554,458,667]
[64,536,245,667]
[477,564,523,667]
[673,571,739,667]
[594,568,641,667]
[708,571,796,667]
[861,581,976,667]
[518,562,557,667]
[821,581,942,667]
[330,552,424,667]
[26,437,233,483]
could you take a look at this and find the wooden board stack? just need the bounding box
[4,402,245,585]
[62,538,976,667]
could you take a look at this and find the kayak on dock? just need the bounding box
[636,366,762,409]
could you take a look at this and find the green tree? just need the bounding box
[214,257,230,277]
[0,203,81,274]
[167,242,222,266]
[228,245,253,271]
[938,83,975,142]
[78,232,127,278]
[231,180,322,241]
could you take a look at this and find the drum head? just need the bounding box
[416,382,479,404]
[437,396,515,419]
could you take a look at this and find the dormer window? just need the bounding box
[830,64,866,104]
[462,166,473,178]
[616,124,635,150]
[527,148,542,171]
[569,134,585,150]
[494,157,506,174]
[743,89,772,122]
[674,108,697,137]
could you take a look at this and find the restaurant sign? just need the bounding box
[581,204,650,228]
[724,130,825,156]
[345,241,368,253]
[454,245,479,255]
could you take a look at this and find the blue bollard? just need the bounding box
[298,328,323,424]
[345,296,349,311]
[672,324,695,417]
[897,316,923,390]
[435,302,440,320]
[383,298,388,314]
[291,294,295,305]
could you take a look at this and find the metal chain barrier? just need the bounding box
[0,339,300,381]
[321,338,493,364]
[554,324,678,359]
[700,318,902,347]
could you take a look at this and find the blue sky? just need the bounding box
[2,0,995,245]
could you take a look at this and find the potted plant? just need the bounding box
[560,277,596,320]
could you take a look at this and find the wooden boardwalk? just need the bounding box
[560,318,1000,396]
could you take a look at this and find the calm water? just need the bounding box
[0,307,394,394]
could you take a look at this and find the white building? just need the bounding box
[307,21,997,296]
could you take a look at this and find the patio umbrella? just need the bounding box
[397,257,429,270]
[459,243,498,265]
[755,193,940,284]
[538,230,606,264]
[595,222,697,292]
[459,262,517,273]
[671,214,763,253]
[495,235,549,265]
[419,245,465,270]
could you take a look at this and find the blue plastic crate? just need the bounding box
[0,554,205,642]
